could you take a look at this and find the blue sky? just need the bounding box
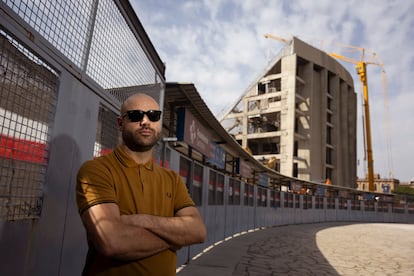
[132,0,414,182]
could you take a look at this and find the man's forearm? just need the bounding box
[82,205,173,261]
[104,222,171,260]
[121,211,206,246]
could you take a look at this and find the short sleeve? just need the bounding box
[173,171,195,213]
[76,159,117,215]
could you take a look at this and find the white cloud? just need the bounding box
[132,0,414,181]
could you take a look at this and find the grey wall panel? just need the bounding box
[0,220,32,275]
[177,246,190,267]
[58,82,102,275]
[224,205,235,237]
[204,205,216,245]
[26,72,101,276]
[214,206,226,242]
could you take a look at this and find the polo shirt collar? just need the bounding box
[114,146,154,170]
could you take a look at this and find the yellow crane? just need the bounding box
[329,47,384,192]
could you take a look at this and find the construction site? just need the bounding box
[220,36,358,188]
[219,33,400,193]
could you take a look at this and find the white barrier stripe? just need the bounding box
[0,107,48,143]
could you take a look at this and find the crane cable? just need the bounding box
[360,63,394,179]
[366,52,395,179]
[381,69,394,178]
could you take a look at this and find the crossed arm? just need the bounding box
[81,203,206,261]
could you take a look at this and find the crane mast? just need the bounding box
[330,52,377,192]
[356,62,375,192]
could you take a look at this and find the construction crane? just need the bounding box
[263,34,290,45]
[329,47,384,192]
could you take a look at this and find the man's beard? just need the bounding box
[122,127,160,152]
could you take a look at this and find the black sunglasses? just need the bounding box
[122,110,162,122]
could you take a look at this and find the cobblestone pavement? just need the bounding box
[177,222,414,276]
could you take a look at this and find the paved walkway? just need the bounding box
[177,222,414,276]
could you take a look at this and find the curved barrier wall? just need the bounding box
[164,148,414,267]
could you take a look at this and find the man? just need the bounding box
[76,93,206,275]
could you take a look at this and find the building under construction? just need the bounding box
[220,37,357,188]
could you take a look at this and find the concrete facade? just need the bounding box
[221,37,357,188]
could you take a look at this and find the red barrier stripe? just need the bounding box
[0,134,46,163]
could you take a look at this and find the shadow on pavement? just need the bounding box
[178,222,346,276]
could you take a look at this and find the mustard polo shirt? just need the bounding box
[76,146,195,275]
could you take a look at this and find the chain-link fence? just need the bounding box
[1,0,164,220]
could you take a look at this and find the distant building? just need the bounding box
[220,37,357,188]
[357,174,399,194]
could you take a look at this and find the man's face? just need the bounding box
[119,95,162,152]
